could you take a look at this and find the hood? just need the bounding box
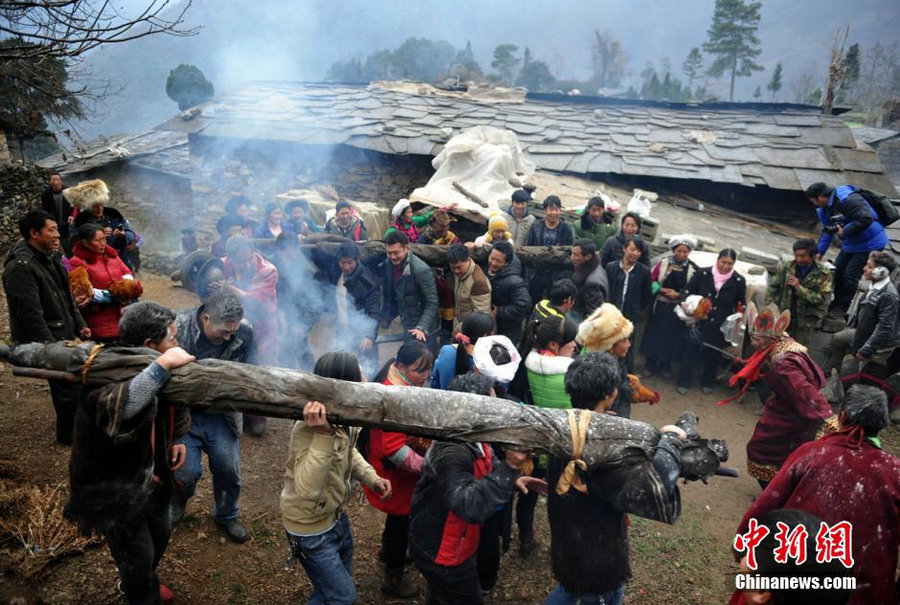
[507,205,530,220]
[492,256,521,280]
[6,239,34,265]
[524,350,573,375]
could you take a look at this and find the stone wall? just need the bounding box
[0,163,50,252]
[67,164,194,273]
[188,136,434,248]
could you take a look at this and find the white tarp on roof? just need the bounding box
[409,126,535,222]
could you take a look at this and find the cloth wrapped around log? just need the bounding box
[6,341,730,481]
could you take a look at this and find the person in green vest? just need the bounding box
[516,313,578,558]
[574,196,618,251]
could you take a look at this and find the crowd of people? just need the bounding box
[2,174,898,604]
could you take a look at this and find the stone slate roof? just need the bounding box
[38,129,190,179]
[156,82,897,196]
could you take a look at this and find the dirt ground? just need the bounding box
[0,272,897,604]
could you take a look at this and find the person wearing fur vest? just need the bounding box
[578,303,661,419]
[66,302,194,605]
[68,222,140,342]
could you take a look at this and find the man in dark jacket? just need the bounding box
[526,196,575,302]
[823,251,900,374]
[807,182,889,314]
[66,301,194,605]
[40,173,74,253]
[336,242,381,373]
[486,241,531,345]
[171,292,255,544]
[409,373,546,605]
[4,210,90,444]
[381,230,439,347]
[570,238,609,322]
[546,353,684,605]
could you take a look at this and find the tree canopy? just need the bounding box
[165,64,214,110]
[491,44,520,85]
[703,0,764,101]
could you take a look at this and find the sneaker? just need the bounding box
[216,519,249,544]
[676,387,688,396]
[169,496,186,525]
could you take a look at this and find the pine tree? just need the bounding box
[166,64,214,110]
[682,48,704,91]
[516,48,556,92]
[703,0,764,101]
[766,62,782,101]
[491,44,521,85]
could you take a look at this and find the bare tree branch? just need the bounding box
[0,0,199,61]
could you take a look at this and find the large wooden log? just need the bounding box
[3,342,732,480]
[252,234,573,270]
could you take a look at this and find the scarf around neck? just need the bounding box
[712,265,734,293]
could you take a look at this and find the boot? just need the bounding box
[381,566,419,599]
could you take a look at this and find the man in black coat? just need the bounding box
[571,238,609,322]
[336,242,381,373]
[4,210,89,444]
[486,241,532,345]
[546,353,684,605]
[66,302,194,605]
[525,196,575,302]
[40,173,74,253]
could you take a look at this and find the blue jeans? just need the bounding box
[545,583,625,605]
[175,412,241,522]
[287,513,356,605]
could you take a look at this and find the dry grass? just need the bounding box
[0,474,100,578]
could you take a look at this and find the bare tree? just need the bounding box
[0,1,198,62]
[822,26,850,113]
[590,30,627,88]
[789,61,819,104]
[855,42,900,117]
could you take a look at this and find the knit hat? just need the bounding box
[669,234,697,251]
[391,198,410,220]
[577,303,634,353]
[488,214,509,232]
[63,179,109,211]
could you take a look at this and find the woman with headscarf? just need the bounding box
[361,340,435,599]
[385,199,459,242]
[599,212,651,267]
[641,235,699,377]
[677,248,746,396]
[254,202,295,240]
[430,312,495,390]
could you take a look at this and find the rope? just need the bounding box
[554,408,593,495]
[80,344,105,384]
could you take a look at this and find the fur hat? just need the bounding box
[391,198,410,220]
[577,303,634,353]
[63,179,109,211]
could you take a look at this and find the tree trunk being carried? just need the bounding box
[3,342,734,481]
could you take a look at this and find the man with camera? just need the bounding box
[806,182,888,316]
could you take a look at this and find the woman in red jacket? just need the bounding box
[69,223,137,342]
[362,339,434,599]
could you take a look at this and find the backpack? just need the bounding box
[856,188,899,227]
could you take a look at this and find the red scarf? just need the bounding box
[717,342,778,406]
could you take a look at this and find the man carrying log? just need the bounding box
[65,301,195,605]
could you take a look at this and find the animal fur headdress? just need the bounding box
[63,179,109,211]
[577,303,634,353]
